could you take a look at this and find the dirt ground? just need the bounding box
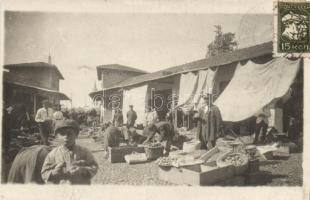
[77,137,303,186]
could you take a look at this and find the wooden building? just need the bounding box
[3,59,70,116]
[90,42,303,137]
[91,64,148,122]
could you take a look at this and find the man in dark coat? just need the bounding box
[195,95,223,150]
[112,108,124,127]
[126,105,137,128]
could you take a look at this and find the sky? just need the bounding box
[4,12,273,107]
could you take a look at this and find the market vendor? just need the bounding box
[254,106,270,144]
[35,100,54,145]
[52,104,64,133]
[112,108,124,127]
[143,121,175,155]
[103,124,125,151]
[195,95,223,150]
[145,107,158,127]
[41,120,98,184]
[126,105,137,128]
[127,127,147,145]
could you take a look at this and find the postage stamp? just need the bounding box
[274,0,310,57]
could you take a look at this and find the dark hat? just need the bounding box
[54,119,80,134]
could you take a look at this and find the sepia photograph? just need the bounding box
[0,0,307,193]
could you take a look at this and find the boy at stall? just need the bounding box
[41,120,98,184]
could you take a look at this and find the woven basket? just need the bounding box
[144,146,164,160]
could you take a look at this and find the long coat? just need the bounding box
[197,105,223,145]
[112,111,124,127]
[126,110,137,127]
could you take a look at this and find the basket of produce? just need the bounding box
[124,152,147,164]
[216,152,249,175]
[144,143,164,160]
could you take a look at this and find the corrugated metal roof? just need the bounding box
[4,62,65,80]
[89,41,273,97]
[96,64,148,80]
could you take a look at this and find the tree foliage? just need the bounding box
[206,25,238,58]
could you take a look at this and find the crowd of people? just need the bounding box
[2,100,100,184]
[3,91,301,185]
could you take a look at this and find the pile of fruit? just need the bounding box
[223,154,246,166]
[156,157,177,167]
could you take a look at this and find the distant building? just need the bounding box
[96,64,148,89]
[90,64,148,122]
[3,59,70,116]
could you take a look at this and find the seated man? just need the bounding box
[143,122,175,155]
[103,125,146,151]
[103,125,125,151]
[41,120,98,184]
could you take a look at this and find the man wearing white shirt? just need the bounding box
[53,104,64,120]
[35,100,53,145]
[52,104,64,134]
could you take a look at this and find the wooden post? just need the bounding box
[33,93,37,114]
[151,88,155,109]
[101,72,105,123]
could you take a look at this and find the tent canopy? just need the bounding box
[122,84,148,125]
[177,68,218,112]
[214,57,300,122]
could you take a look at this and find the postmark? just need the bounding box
[274,0,310,57]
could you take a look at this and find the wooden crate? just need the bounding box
[158,164,236,186]
[273,145,290,158]
[108,146,145,163]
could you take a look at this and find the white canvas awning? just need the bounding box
[177,68,218,111]
[122,84,148,125]
[214,57,300,122]
[177,72,198,107]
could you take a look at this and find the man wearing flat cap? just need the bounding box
[41,120,98,184]
[194,94,223,150]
